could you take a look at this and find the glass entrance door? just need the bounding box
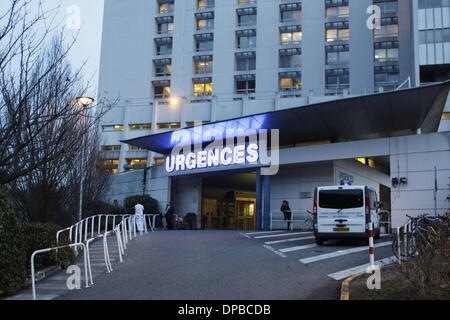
[235,199,256,231]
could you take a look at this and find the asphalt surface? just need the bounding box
[57,230,394,300]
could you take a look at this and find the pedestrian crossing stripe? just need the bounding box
[279,243,318,253]
[244,231,285,236]
[299,241,392,264]
[264,236,315,245]
[254,232,313,239]
[327,256,397,280]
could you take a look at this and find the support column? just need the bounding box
[262,174,271,231]
[255,168,263,231]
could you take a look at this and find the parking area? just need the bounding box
[49,230,397,300]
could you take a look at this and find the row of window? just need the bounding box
[102,122,180,132]
[152,64,399,98]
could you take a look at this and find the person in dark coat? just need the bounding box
[281,200,292,231]
[165,203,175,230]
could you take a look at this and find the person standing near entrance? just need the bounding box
[281,200,292,231]
[134,202,145,234]
[165,203,175,230]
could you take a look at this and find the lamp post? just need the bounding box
[76,96,95,222]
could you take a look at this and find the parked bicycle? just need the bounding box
[392,213,449,261]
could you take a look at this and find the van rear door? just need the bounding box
[317,188,366,234]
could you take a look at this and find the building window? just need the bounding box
[326,21,349,42]
[193,77,213,96]
[101,145,121,151]
[102,159,119,174]
[325,0,349,18]
[236,52,256,71]
[197,0,215,10]
[129,145,142,150]
[374,65,399,90]
[374,17,399,38]
[235,74,256,94]
[195,33,214,52]
[326,68,350,91]
[326,44,349,65]
[158,0,174,14]
[376,0,398,14]
[155,37,172,55]
[237,0,256,5]
[237,7,257,26]
[279,48,301,68]
[280,3,302,23]
[280,26,302,45]
[153,81,171,99]
[129,124,152,130]
[154,158,165,165]
[236,29,256,49]
[374,41,399,62]
[186,121,211,126]
[196,12,214,31]
[157,122,181,129]
[125,159,148,170]
[279,72,302,92]
[419,29,450,44]
[102,125,124,131]
[193,55,213,74]
[153,58,171,76]
[156,16,174,34]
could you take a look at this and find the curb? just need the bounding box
[24,265,61,287]
[340,272,366,300]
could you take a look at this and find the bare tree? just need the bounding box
[0,0,111,185]
[0,1,116,224]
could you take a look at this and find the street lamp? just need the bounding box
[75,96,95,222]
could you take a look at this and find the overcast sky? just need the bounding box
[1,0,105,97]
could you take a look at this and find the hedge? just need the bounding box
[0,187,75,297]
[22,222,75,271]
[0,187,27,297]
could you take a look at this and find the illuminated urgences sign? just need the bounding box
[165,144,259,173]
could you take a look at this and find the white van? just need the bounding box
[313,185,382,245]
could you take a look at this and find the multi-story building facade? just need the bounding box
[97,0,422,173]
[416,0,450,131]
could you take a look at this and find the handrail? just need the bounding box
[31,243,88,300]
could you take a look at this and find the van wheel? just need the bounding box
[315,237,324,245]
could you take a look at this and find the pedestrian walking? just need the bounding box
[281,200,292,231]
[165,203,175,230]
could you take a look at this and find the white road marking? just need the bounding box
[327,256,397,280]
[240,233,251,238]
[245,231,285,236]
[263,245,287,258]
[279,243,318,253]
[265,236,315,245]
[299,241,392,264]
[254,232,312,239]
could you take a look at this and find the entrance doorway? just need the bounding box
[201,173,256,230]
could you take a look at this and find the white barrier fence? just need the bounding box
[31,213,159,300]
[270,210,313,231]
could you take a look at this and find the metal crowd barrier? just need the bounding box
[270,210,312,231]
[31,213,160,300]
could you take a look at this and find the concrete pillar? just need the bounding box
[262,174,271,231]
[255,168,263,231]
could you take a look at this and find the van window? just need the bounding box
[319,189,364,209]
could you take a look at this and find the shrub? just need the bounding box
[0,187,27,297]
[22,222,75,271]
[124,195,160,215]
[84,199,125,217]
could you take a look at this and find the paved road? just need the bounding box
[57,230,395,300]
